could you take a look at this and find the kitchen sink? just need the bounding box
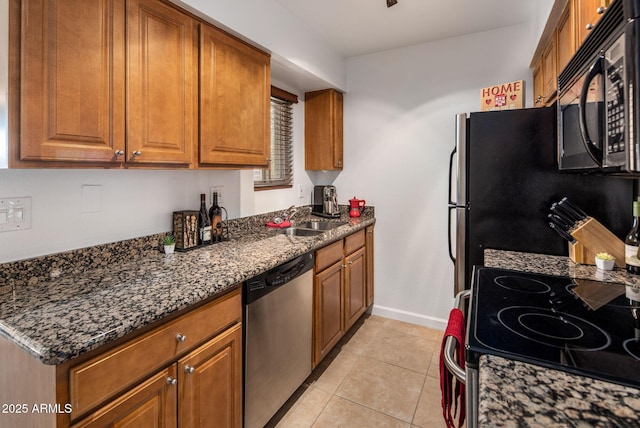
[278,228,325,237]
[294,221,346,231]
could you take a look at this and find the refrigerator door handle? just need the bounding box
[454,206,467,296]
[448,205,456,262]
[448,146,457,206]
[455,113,468,206]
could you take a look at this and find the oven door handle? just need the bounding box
[578,56,604,166]
[443,289,470,383]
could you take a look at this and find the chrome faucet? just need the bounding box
[273,205,297,225]
[283,205,297,222]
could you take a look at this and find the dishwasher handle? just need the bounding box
[443,289,470,383]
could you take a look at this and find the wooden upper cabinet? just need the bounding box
[542,35,558,103]
[305,89,344,171]
[126,0,197,165]
[199,23,270,167]
[17,0,196,166]
[577,0,609,44]
[533,60,545,107]
[530,0,609,107]
[557,2,576,74]
[19,0,126,163]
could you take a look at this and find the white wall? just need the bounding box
[337,23,534,329]
[0,169,241,263]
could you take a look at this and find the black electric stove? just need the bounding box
[467,267,640,388]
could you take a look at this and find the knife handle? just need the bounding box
[549,222,577,243]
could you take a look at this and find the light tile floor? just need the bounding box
[270,314,447,428]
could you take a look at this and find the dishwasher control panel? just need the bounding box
[243,252,314,304]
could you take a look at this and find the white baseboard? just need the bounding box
[370,304,448,331]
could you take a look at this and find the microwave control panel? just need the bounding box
[604,33,626,168]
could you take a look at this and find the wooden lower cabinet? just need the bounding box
[313,259,345,367]
[74,323,242,428]
[365,225,375,308]
[177,324,242,428]
[72,366,178,428]
[0,289,242,427]
[312,229,371,368]
[344,247,366,330]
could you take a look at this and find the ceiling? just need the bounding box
[275,0,535,58]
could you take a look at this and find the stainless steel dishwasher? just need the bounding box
[243,252,314,428]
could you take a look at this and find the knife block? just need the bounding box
[568,217,625,268]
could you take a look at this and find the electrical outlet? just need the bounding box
[298,184,304,199]
[0,197,32,232]
[210,186,224,206]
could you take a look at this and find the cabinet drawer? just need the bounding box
[316,240,344,272]
[69,288,241,419]
[345,230,365,255]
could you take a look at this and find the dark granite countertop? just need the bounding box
[479,355,640,427]
[0,206,375,365]
[485,248,640,286]
[479,249,640,426]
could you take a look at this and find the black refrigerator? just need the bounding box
[447,106,634,295]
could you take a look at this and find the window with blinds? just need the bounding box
[254,88,297,189]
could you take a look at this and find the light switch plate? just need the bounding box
[0,197,32,232]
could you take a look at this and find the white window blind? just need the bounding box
[254,90,296,189]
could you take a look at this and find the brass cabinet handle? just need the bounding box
[114,150,124,156]
[166,377,177,386]
[175,333,187,342]
[597,6,605,14]
[184,365,195,374]
[132,150,142,157]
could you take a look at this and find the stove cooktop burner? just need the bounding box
[497,306,611,351]
[494,275,551,294]
[623,339,640,361]
[468,267,640,389]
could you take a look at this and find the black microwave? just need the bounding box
[558,0,640,173]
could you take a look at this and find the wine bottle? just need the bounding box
[209,192,223,241]
[198,193,212,245]
[625,200,640,274]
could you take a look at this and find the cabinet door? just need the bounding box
[72,366,177,428]
[313,260,344,368]
[20,0,126,162]
[305,89,343,170]
[542,35,557,104]
[127,0,197,165]
[345,247,366,330]
[199,24,270,167]
[365,226,375,308]
[557,3,576,74]
[577,0,608,44]
[178,323,242,428]
[533,60,544,107]
[332,90,344,169]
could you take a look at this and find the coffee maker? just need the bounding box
[312,185,340,218]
